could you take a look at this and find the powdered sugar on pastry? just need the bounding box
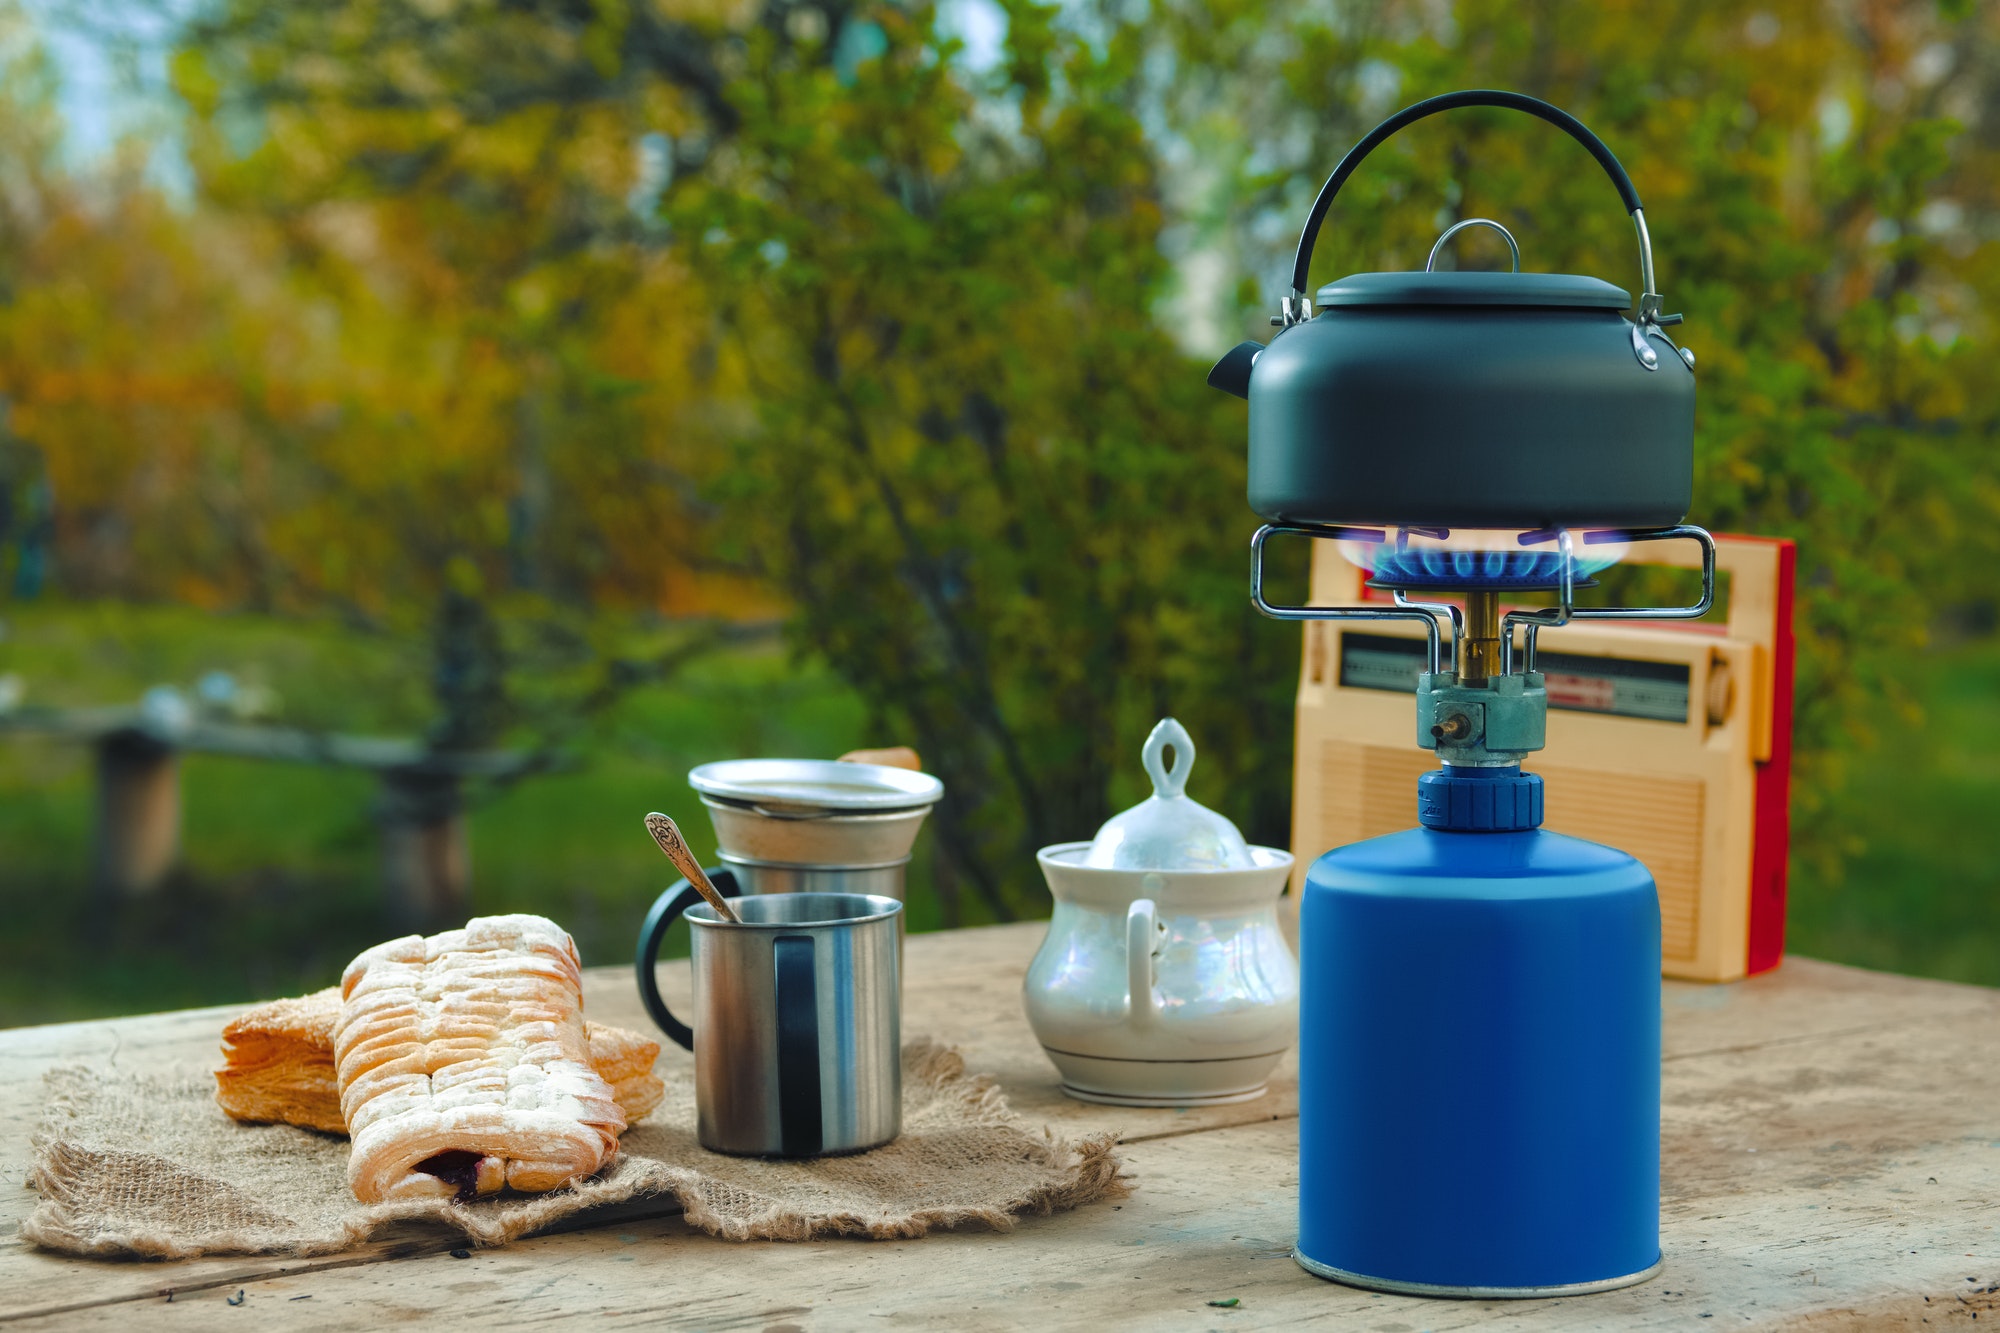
[215,988,664,1133]
[334,915,625,1203]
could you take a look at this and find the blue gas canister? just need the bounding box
[1293,765,1662,1296]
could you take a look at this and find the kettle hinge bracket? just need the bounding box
[1272,293,1314,329]
[1633,293,1694,372]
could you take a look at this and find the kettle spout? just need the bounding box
[1206,341,1261,400]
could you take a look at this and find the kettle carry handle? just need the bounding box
[1285,89,1673,344]
[635,865,743,1050]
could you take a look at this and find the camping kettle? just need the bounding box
[1208,89,1696,531]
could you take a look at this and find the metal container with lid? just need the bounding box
[689,758,943,871]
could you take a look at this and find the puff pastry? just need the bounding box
[216,989,664,1134]
[333,915,626,1203]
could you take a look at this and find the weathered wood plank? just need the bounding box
[375,769,470,926]
[0,708,532,775]
[91,732,180,897]
[9,1016,1995,1333]
[3,924,1997,1330]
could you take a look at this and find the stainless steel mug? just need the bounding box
[636,890,902,1157]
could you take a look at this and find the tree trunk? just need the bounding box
[92,729,180,899]
[377,769,469,927]
[930,840,962,929]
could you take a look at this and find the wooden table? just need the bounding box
[4,921,1998,1329]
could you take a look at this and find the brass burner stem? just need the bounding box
[1459,591,1502,685]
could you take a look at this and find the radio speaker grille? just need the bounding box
[1314,742,1705,962]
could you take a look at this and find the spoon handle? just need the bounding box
[644,812,741,924]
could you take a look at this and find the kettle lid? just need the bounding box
[1314,270,1631,309]
[1084,719,1254,870]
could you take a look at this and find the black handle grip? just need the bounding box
[772,935,824,1157]
[1291,89,1643,297]
[634,866,741,1051]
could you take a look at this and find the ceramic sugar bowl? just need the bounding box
[1023,719,1299,1106]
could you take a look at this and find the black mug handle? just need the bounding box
[634,866,741,1051]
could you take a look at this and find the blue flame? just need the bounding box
[1341,530,1626,591]
[1369,546,1580,589]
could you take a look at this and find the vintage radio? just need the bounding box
[1289,533,1796,982]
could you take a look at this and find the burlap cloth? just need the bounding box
[24,1040,1128,1259]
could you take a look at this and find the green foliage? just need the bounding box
[5,0,1998,926]
[1785,632,2000,985]
[5,0,779,761]
[0,603,876,1024]
[666,0,1297,915]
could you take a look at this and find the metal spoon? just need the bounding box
[644,812,741,924]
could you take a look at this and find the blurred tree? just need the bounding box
[0,3,299,608]
[168,0,728,616]
[2,0,768,759]
[140,0,1300,917]
[7,0,1997,913]
[663,0,1300,916]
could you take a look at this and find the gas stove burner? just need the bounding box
[1365,548,1600,593]
[1343,528,1624,593]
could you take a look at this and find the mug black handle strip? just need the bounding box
[772,935,824,1158]
[634,866,740,1051]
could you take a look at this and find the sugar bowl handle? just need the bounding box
[1127,886,1163,1027]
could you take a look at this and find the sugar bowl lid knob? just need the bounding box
[1083,718,1255,871]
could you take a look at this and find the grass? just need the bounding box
[1784,636,2000,987]
[0,598,1995,1027]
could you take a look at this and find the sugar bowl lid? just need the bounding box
[1084,719,1254,870]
